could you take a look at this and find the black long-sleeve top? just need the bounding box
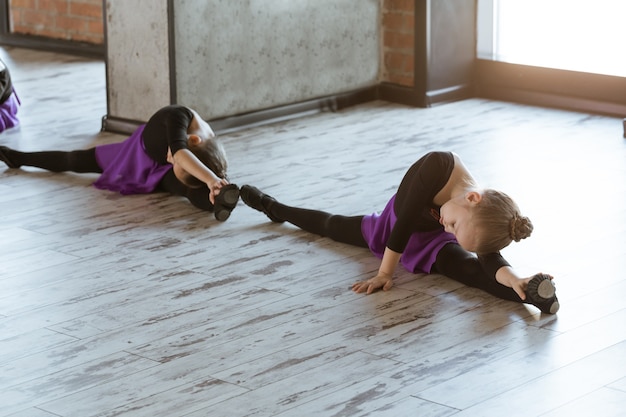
[389,151,509,278]
[142,105,214,211]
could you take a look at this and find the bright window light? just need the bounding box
[479,0,626,77]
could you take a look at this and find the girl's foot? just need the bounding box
[526,273,560,314]
[0,146,19,168]
[213,184,240,222]
[240,185,284,223]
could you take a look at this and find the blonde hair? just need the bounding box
[180,139,228,188]
[471,189,533,254]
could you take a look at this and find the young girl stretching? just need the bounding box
[0,105,239,220]
[0,58,21,133]
[240,151,559,314]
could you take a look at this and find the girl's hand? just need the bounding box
[352,273,394,294]
[516,273,554,301]
[208,178,229,204]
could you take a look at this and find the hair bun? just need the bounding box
[509,214,533,242]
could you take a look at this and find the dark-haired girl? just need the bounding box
[0,105,238,221]
[0,58,20,133]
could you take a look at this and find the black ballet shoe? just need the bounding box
[0,146,19,168]
[526,273,560,314]
[240,184,284,223]
[213,184,239,222]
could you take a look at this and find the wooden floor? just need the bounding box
[1,47,625,417]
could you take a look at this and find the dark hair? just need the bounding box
[179,139,228,188]
[472,189,533,254]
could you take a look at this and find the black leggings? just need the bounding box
[433,243,521,302]
[5,146,215,212]
[271,202,368,248]
[3,147,102,173]
[270,200,522,303]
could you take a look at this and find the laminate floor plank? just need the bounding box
[414,308,626,410]
[447,340,626,417]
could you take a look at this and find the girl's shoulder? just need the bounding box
[416,151,455,176]
[152,105,194,122]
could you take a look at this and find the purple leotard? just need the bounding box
[93,125,172,194]
[93,105,194,194]
[362,194,457,273]
[361,151,458,273]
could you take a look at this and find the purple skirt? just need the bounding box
[0,91,21,132]
[93,124,172,194]
[361,194,458,274]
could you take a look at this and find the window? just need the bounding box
[478,0,625,77]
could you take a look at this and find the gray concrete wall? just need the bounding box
[105,0,171,123]
[173,0,381,118]
[105,0,381,122]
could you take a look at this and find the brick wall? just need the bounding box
[9,0,104,45]
[382,0,415,87]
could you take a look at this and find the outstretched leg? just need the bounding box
[433,242,522,302]
[241,185,368,248]
[0,146,101,173]
[433,243,559,313]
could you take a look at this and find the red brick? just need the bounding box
[87,19,104,35]
[39,0,70,13]
[384,0,414,13]
[384,14,414,34]
[385,51,406,69]
[70,2,103,19]
[56,15,88,32]
[7,0,104,44]
[384,31,414,51]
[402,14,415,31]
[404,54,414,72]
[21,10,56,27]
[10,9,22,25]
[9,0,37,8]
